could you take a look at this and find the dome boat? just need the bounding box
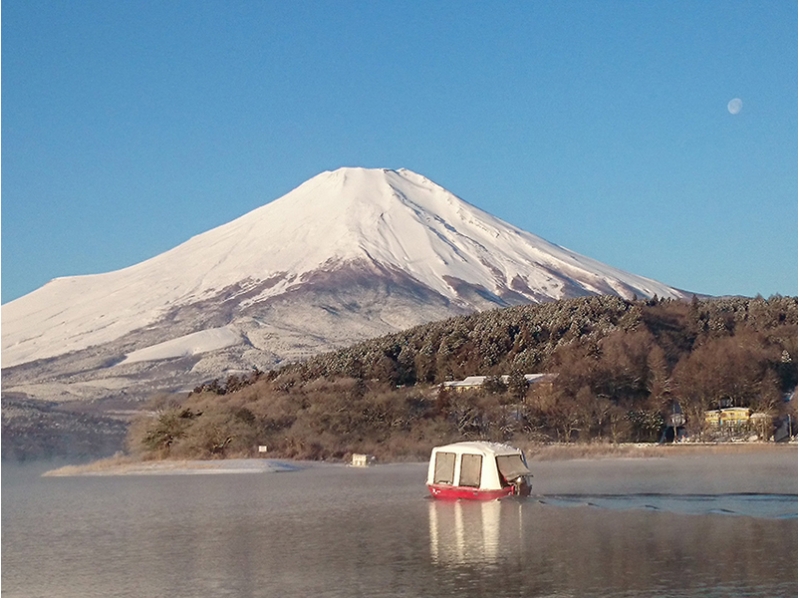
[426,441,532,500]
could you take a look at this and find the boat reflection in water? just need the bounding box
[428,498,524,566]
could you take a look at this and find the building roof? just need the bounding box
[442,373,551,388]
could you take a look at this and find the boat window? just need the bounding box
[459,454,482,488]
[433,452,456,484]
[496,454,530,483]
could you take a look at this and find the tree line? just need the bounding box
[128,294,798,460]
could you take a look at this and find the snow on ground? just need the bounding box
[119,327,242,365]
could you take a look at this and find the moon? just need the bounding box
[727,98,743,115]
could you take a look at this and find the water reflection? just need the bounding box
[3,464,797,598]
[428,500,523,566]
[427,495,798,596]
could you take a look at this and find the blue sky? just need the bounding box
[3,0,797,303]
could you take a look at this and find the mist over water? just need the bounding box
[2,455,796,598]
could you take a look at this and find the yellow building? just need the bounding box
[705,410,721,426]
[720,407,751,425]
[706,407,751,427]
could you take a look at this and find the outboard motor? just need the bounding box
[510,475,531,497]
[497,452,533,497]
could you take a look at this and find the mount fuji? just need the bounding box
[2,167,690,403]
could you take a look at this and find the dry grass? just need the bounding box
[42,453,141,476]
[522,441,797,461]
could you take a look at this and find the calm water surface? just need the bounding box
[2,462,797,597]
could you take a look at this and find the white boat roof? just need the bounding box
[430,441,524,458]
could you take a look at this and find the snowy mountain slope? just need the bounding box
[1,167,690,402]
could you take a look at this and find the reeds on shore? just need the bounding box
[524,441,797,460]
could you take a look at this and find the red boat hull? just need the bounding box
[427,483,514,501]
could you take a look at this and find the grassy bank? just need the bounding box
[523,441,798,461]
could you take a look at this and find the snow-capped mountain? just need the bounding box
[2,167,689,402]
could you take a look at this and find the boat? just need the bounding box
[426,441,532,500]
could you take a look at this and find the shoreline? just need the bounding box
[42,441,797,477]
[42,457,304,477]
[525,440,798,460]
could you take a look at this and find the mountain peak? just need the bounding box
[2,167,689,377]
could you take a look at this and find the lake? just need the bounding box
[2,451,797,597]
